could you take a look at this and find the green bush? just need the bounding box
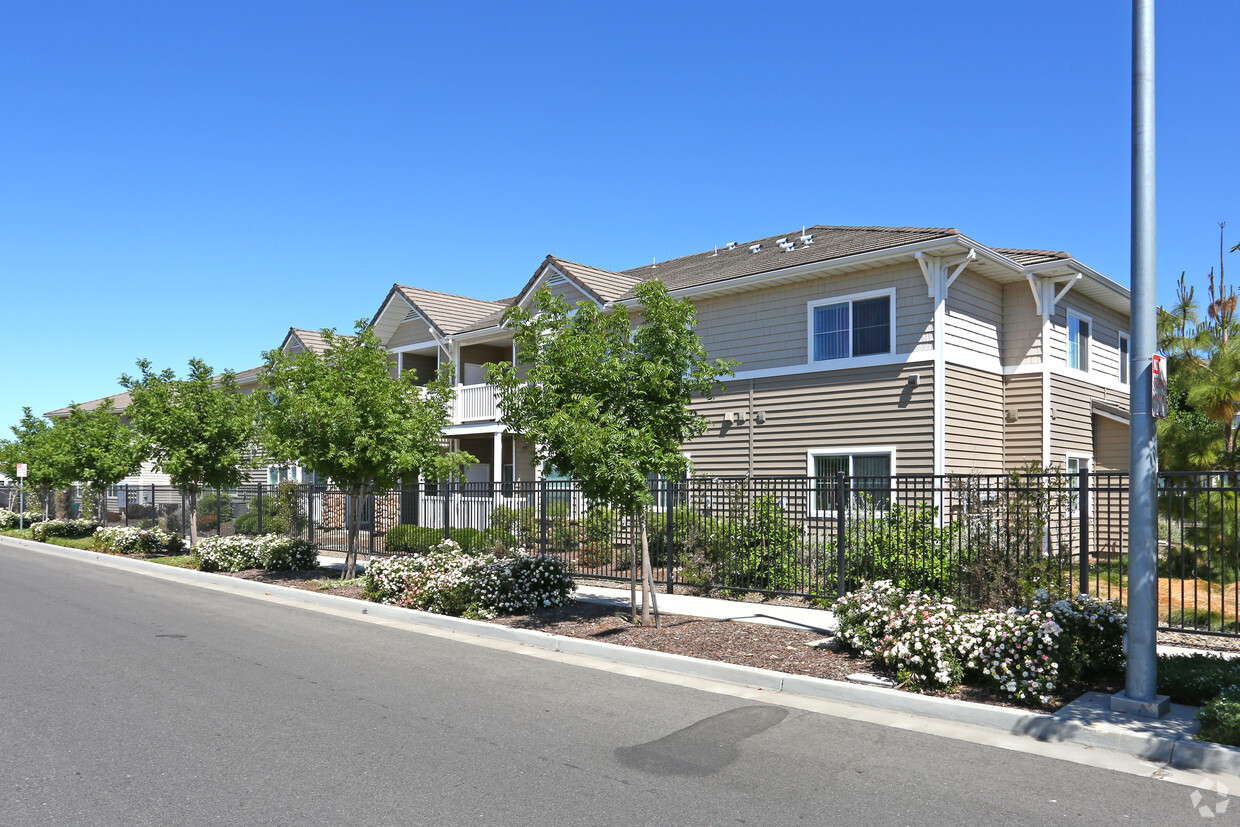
[385,525,511,555]
[94,525,174,554]
[577,543,612,568]
[32,519,100,541]
[194,534,317,572]
[583,507,616,543]
[1159,653,1240,705]
[835,502,957,596]
[233,510,287,536]
[719,495,806,592]
[1197,688,1240,747]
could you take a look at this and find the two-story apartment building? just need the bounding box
[45,224,1131,518]
[366,225,1131,496]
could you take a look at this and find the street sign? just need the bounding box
[15,463,27,479]
[1152,354,1168,419]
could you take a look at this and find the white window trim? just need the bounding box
[1066,310,1093,373]
[806,288,897,368]
[805,446,898,517]
[648,453,692,513]
[266,464,308,486]
[1064,453,1093,516]
[1118,331,1131,385]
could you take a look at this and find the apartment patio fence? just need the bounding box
[3,471,1238,637]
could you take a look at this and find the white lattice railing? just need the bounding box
[453,383,499,423]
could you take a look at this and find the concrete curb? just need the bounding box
[7,535,1240,778]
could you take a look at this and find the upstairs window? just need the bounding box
[1067,312,1091,371]
[810,292,892,363]
[1119,333,1130,384]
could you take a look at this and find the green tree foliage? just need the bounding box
[120,358,255,546]
[1159,225,1240,469]
[489,280,735,625]
[0,407,72,517]
[256,322,472,578]
[55,400,147,520]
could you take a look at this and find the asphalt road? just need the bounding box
[0,541,1217,826]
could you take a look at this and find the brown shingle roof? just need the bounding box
[395,285,507,336]
[614,225,961,297]
[993,248,1072,266]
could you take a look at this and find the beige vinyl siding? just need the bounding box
[1002,282,1042,367]
[514,438,539,481]
[1094,415,1129,472]
[684,362,935,477]
[1050,373,1131,467]
[388,316,435,349]
[944,270,1002,361]
[547,278,590,306]
[388,352,399,379]
[1003,373,1043,469]
[689,262,934,371]
[1050,374,1097,463]
[945,363,1004,472]
[1052,293,1130,383]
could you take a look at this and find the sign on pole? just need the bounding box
[15,463,27,479]
[1152,354,1168,419]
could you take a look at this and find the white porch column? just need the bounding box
[492,431,504,485]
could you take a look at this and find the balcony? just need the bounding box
[453,382,499,424]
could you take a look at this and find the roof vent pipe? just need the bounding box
[749,243,762,253]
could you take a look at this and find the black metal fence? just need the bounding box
[5,471,1240,637]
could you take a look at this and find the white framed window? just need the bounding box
[807,289,894,364]
[1065,454,1093,515]
[1118,332,1130,385]
[1067,311,1091,372]
[646,457,692,512]
[807,448,896,515]
[267,464,311,486]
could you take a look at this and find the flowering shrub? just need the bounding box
[471,553,576,615]
[834,581,1126,704]
[194,534,317,572]
[32,519,100,542]
[0,508,47,529]
[94,525,173,554]
[366,540,575,618]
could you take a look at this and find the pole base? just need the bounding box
[1109,690,1171,719]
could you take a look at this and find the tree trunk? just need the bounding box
[344,487,365,579]
[629,526,637,624]
[638,508,659,627]
[188,487,199,547]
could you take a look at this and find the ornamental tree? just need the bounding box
[256,322,473,578]
[55,399,147,520]
[0,407,73,518]
[489,280,735,625]
[120,359,256,546]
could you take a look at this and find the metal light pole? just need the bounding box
[1112,0,1169,718]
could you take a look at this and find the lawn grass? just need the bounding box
[146,554,197,568]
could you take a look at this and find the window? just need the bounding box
[1118,333,1130,384]
[809,292,893,363]
[1065,455,1092,515]
[809,450,893,513]
[1067,311,1091,371]
[268,464,311,486]
[646,468,690,512]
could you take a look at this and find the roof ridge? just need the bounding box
[619,224,961,274]
[395,284,506,306]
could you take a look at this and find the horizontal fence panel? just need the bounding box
[5,470,1239,637]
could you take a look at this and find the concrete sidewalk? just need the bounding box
[573,585,838,633]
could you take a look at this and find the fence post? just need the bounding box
[836,471,848,598]
[666,480,675,594]
[1079,466,1090,597]
[442,480,451,541]
[257,482,264,535]
[124,486,129,527]
[540,477,549,554]
[307,485,315,545]
[149,484,155,525]
[216,490,222,536]
[369,493,376,556]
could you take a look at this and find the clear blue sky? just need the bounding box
[2,1,1236,431]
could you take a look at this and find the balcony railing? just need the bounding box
[453,382,499,423]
